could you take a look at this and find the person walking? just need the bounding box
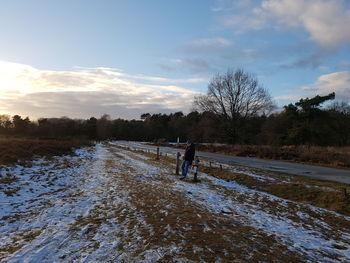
[180,140,195,180]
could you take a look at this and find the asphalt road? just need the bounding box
[115,141,350,185]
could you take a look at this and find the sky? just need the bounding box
[0,0,350,120]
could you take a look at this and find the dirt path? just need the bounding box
[1,143,349,262]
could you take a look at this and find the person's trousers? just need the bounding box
[181,160,191,177]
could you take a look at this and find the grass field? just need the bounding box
[132,145,350,216]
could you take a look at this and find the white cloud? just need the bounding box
[301,71,350,100]
[274,71,350,103]
[262,0,350,47]
[220,0,350,47]
[275,71,350,104]
[220,13,267,31]
[0,60,201,119]
[124,74,207,85]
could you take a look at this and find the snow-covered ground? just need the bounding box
[0,142,349,262]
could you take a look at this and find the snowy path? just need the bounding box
[0,142,349,262]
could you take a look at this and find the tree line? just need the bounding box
[1,98,349,146]
[1,69,349,146]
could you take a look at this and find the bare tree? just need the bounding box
[328,101,350,114]
[194,69,274,121]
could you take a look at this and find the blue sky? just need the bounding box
[0,0,349,119]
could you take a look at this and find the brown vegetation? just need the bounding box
[108,145,349,261]
[102,147,304,262]
[0,229,41,259]
[134,146,350,216]
[0,176,18,184]
[201,165,350,216]
[0,137,92,166]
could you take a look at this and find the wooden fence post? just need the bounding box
[156,147,160,160]
[176,152,181,175]
[193,156,199,182]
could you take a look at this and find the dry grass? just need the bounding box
[0,137,92,166]
[0,176,18,184]
[128,182,303,262]
[105,148,304,262]
[201,164,350,216]
[0,229,41,261]
[129,146,350,217]
[267,183,350,215]
[3,187,21,196]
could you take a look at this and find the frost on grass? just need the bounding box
[0,142,349,262]
[172,173,350,262]
[0,144,172,262]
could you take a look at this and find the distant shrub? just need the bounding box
[0,138,92,165]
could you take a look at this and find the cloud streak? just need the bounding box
[184,37,233,53]
[0,61,202,119]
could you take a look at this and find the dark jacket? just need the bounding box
[184,143,195,164]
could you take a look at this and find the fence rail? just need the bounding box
[113,142,230,177]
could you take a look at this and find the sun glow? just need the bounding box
[0,61,38,94]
